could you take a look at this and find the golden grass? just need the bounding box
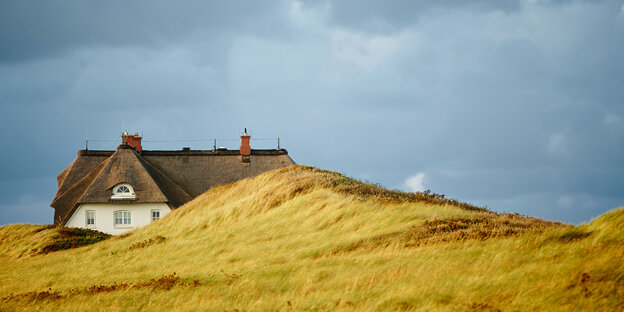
[0,224,58,259]
[0,166,622,311]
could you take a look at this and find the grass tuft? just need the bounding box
[128,235,166,250]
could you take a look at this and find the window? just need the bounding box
[86,210,95,227]
[114,211,132,226]
[151,210,160,222]
[112,183,135,199]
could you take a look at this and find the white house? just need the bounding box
[51,131,295,235]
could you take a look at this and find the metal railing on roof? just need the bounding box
[84,137,282,151]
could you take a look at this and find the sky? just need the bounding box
[1,0,623,225]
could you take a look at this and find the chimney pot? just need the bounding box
[121,132,142,152]
[240,129,251,156]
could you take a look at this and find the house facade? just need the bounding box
[51,130,295,234]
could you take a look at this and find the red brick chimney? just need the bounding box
[240,128,251,156]
[121,132,143,152]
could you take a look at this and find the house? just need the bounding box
[50,130,295,234]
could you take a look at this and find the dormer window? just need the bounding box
[112,183,135,199]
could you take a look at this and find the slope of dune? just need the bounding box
[1,166,622,311]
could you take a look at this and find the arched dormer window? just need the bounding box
[112,183,135,199]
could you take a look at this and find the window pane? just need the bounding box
[114,212,121,225]
[86,211,94,225]
[116,186,130,194]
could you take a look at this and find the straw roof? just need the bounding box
[51,144,295,225]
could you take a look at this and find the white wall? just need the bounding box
[65,203,171,235]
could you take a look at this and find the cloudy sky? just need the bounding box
[1,0,623,225]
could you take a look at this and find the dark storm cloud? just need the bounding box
[1,0,623,225]
[302,0,522,32]
[0,0,291,63]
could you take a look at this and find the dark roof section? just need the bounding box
[51,157,110,224]
[55,153,111,196]
[51,146,296,224]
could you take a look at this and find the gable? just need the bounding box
[79,146,170,204]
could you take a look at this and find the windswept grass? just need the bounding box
[324,213,562,255]
[0,225,110,259]
[278,166,485,211]
[1,272,195,303]
[0,166,622,311]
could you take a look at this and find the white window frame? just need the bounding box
[111,183,135,199]
[114,210,133,228]
[85,210,95,228]
[151,210,160,222]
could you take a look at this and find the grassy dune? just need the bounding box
[1,166,622,311]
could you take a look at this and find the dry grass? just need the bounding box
[1,272,199,303]
[0,224,109,259]
[325,213,564,255]
[127,235,166,251]
[279,165,485,210]
[0,166,622,311]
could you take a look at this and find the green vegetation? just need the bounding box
[0,224,110,258]
[39,227,111,254]
[1,166,622,311]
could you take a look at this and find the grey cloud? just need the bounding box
[300,0,523,33]
[1,0,623,225]
[0,0,292,63]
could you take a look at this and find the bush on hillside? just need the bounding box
[40,227,111,254]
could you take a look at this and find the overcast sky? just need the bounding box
[1,0,623,225]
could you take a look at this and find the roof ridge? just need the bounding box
[50,156,111,207]
[136,155,193,207]
[53,153,111,201]
[55,162,74,190]
[122,148,169,201]
[52,162,75,203]
[51,157,112,224]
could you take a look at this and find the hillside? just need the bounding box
[1,166,623,311]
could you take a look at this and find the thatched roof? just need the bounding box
[51,145,295,225]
